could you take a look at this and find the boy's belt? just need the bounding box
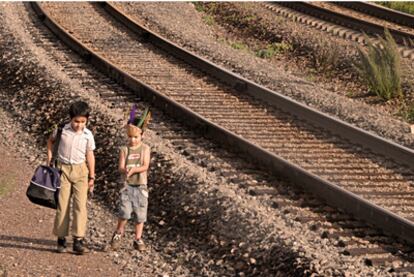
[127,184,147,187]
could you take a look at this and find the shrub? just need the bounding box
[354,29,402,101]
[311,37,340,74]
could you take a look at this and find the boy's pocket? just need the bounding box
[138,188,148,207]
[120,188,129,201]
[140,189,149,198]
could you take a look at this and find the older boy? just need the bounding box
[47,100,95,255]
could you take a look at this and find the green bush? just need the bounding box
[354,29,402,101]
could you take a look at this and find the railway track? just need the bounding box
[266,2,414,59]
[18,1,414,273]
[334,2,414,29]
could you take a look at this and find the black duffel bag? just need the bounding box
[26,124,63,209]
[26,165,61,209]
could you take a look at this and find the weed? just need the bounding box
[193,2,205,13]
[202,15,215,26]
[231,41,248,50]
[377,2,414,16]
[256,42,292,59]
[245,15,257,22]
[0,174,14,197]
[217,37,226,44]
[346,91,354,97]
[399,102,414,123]
[0,265,7,277]
[305,73,316,82]
[354,29,402,101]
[310,37,340,74]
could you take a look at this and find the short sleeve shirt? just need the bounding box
[51,123,95,164]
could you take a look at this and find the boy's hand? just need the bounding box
[126,168,135,178]
[88,179,94,197]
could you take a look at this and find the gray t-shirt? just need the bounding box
[51,123,95,164]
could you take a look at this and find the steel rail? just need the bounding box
[334,2,414,28]
[31,2,414,244]
[276,2,414,45]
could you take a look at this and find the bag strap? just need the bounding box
[51,124,64,167]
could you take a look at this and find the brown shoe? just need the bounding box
[133,239,146,251]
[110,232,122,250]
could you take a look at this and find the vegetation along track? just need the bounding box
[28,2,414,273]
[266,2,414,59]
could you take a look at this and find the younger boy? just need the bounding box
[47,100,96,255]
[111,107,151,251]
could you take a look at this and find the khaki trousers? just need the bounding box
[53,162,89,238]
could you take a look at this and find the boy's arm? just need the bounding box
[119,148,127,174]
[46,135,55,166]
[127,146,150,177]
[86,150,95,190]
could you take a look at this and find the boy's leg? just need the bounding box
[116,218,128,235]
[71,163,89,238]
[111,186,132,250]
[53,166,72,238]
[133,186,148,251]
[111,218,127,250]
[134,222,144,240]
[133,222,146,251]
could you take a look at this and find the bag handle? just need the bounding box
[51,124,64,167]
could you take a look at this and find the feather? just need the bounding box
[141,111,151,132]
[137,107,150,128]
[128,104,137,124]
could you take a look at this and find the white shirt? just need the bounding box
[52,123,95,164]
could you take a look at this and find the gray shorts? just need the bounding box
[118,185,148,223]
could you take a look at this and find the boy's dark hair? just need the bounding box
[69,101,90,119]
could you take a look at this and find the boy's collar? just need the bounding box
[129,142,143,149]
[65,123,87,134]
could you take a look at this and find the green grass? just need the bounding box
[376,2,414,15]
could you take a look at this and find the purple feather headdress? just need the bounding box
[127,104,151,135]
[128,104,137,125]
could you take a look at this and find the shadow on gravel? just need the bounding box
[141,152,313,276]
[0,235,55,252]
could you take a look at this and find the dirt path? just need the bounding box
[0,141,121,276]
